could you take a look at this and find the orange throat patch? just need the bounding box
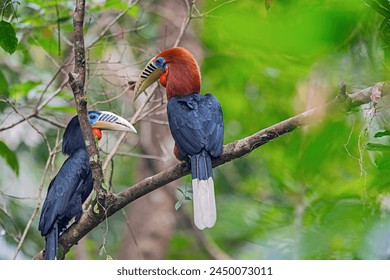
[92,128,102,140]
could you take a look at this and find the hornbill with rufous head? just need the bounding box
[38,111,137,259]
[134,47,224,230]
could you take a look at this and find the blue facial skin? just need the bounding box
[87,111,101,126]
[155,57,168,71]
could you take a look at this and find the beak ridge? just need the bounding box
[92,111,137,133]
[133,58,164,101]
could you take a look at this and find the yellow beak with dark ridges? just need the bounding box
[92,111,137,133]
[133,57,164,101]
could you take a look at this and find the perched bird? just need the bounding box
[38,111,137,259]
[134,47,224,230]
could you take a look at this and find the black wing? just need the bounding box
[167,93,224,158]
[38,149,92,236]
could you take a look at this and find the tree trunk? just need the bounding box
[117,0,203,259]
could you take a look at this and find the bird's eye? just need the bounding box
[90,115,96,119]
[155,57,164,68]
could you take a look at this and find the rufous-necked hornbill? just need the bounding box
[38,111,137,259]
[133,47,224,230]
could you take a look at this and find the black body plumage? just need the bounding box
[38,115,93,260]
[167,93,224,162]
[167,93,224,229]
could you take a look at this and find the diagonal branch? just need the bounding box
[30,81,388,259]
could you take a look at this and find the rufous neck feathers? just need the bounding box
[158,48,201,99]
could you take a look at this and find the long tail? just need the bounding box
[44,223,58,260]
[190,150,217,230]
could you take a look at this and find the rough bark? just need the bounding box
[69,0,106,209]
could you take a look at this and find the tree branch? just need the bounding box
[69,0,106,203]
[32,81,387,259]
[33,0,104,260]
[37,0,106,260]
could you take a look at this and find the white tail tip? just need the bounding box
[192,178,217,230]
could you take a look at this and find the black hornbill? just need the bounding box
[38,111,136,260]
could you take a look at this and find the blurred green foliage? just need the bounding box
[1,0,390,260]
[181,0,390,260]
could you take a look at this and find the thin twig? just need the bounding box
[6,100,51,151]
[87,0,141,49]
[173,0,192,48]
[101,84,159,172]
[0,79,69,133]
[0,192,37,200]
[35,115,67,129]
[0,207,20,243]
[13,138,62,259]
[195,0,237,18]
[100,24,148,40]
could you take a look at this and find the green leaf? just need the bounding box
[43,105,77,114]
[91,191,97,201]
[365,0,390,18]
[175,199,183,211]
[0,140,19,175]
[9,80,40,100]
[366,142,390,151]
[176,187,192,200]
[0,71,9,112]
[101,182,109,191]
[377,0,390,10]
[374,130,390,138]
[93,203,100,214]
[104,0,128,10]
[127,4,140,17]
[0,21,18,54]
[0,71,8,94]
[377,159,390,171]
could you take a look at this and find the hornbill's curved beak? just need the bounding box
[133,57,164,101]
[92,111,137,133]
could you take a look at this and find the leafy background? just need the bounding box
[1,0,390,259]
